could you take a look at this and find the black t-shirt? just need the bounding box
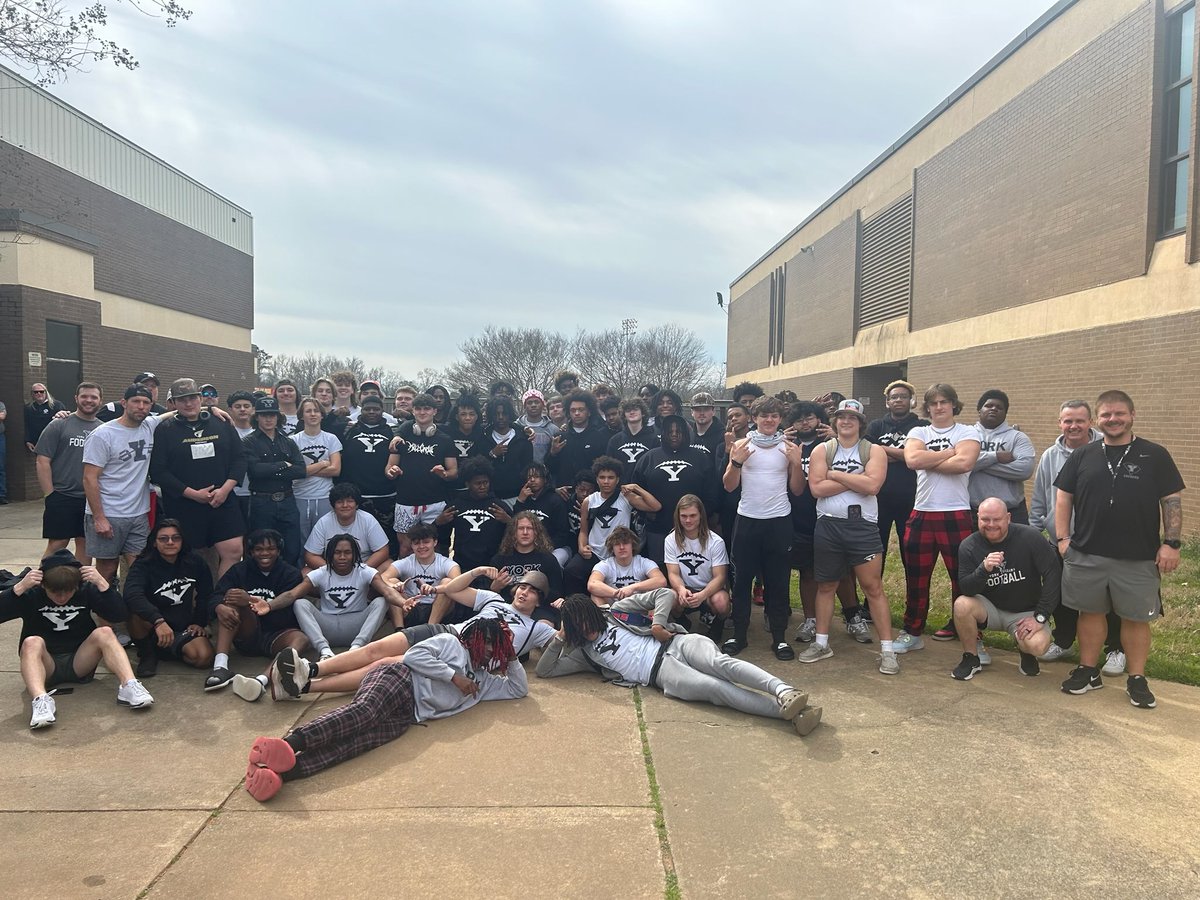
[789,439,819,536]
[393,422,455,505]
[490,550,564,602]
[513,489,572,549]
[450,495,511,571]
[340,421,397,497]
[607,429,659,482]
[210,559,304,633]
[1055,437,1185,560]
[632,446,715,533]
[865,413,928,497]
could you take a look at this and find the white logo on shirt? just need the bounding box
[655,461,692,481]
[156,578,196,606]
[353,434,389,454]
[460,511,493,532]
[41,606,85,631]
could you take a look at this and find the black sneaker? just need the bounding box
[1019,653,1040,677]
[773,642,795,661]
[136,652,159,679]
[951,653,982,681]
[1061,666,1103,695]
[1126,675,1157,709]
[204,666,234,691]
[721,638,747,656]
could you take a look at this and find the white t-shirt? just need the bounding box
[290,430,343,500]
[390,553,457,604]
[306,563,376,615]
[816,441,878,523]
[595,555,658,589]
[908,423,979,512]
[585,491,634,558]
[280,414,301,437]
[737,440,791,519]
[304,509,389,556]
[82,415,163,517]
[455,589,555,654]
[584,622,659,685]
[664,532,729,590]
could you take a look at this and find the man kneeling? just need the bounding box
[243,617,526,801]
[950,498,1057,681]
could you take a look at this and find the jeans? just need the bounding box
[249,494,302,566]
[0,433,7,498]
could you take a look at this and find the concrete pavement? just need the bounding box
[1,500,1198,899]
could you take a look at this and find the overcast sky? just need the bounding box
[45,0,1055,378]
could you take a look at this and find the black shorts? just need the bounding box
[46,650,96,688]
[400,623,453,646]
[154,629,202,660]
[164,496,245,549]
[43,491,87,540]
[234,625,295,658]
[814,517,883,583]
[789,530,815,574]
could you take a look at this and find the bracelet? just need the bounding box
[731,460,744,469]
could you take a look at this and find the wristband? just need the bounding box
[731,460,744,469]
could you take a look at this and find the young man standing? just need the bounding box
[865,380,927,569]
[227,390,258,521]
[388,394,457,558]
[607,398,659,482]
[1054,391,1184,709]
[243,396,307,566]
[688,393,724,456]
[549,391,610,491]
[36,382,103,560]
[341,394,399,548]
[518,389,559,464]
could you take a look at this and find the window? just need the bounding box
[767,264,786,365]
[1161,4,1194,236]
[45,320,82,405]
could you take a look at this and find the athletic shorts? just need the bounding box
[970,596,1050,641]
[85,513,149,560]
[153,629,202,660]
[400,623,453,646]
[789,530,815,573]
[46,649,96,688]
[43,491,86,540]
[394,501,447,533]
[1062,548,1162,622]
[814,516,883,583]
[234,626,296,659]
[163,496,245,549]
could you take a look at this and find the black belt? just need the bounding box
[252,491,291,502]
[649,636,674,688]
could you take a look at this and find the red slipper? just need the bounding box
[244,763,283,802]
[248,736,296,773]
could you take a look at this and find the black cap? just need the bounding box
[40,548,83,572]
[124,384,154,402]
[254,396,281,414]
[133,372,159,385]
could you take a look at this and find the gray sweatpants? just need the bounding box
[656,634,787,719]
[296,497,331,546]
[293,596,388,656]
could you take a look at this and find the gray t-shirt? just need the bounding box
[35,414,102,497]
[304,509,389,557]
[82,415,163,517]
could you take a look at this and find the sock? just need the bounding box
[880,640,894,653]
[256,674,268,688]
[123,678,136,687]
[214,653,229,670]
[815,634,829,648]
[310,662,321,678]
[775,684,793,699]
[284,731,307,752]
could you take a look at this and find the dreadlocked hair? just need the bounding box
[560,594,609,648]
[458,617,516,674]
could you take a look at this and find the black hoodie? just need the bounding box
[124,551,213,630]
[0,550,127,654]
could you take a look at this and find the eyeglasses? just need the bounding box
[156,534,183,543]
[32,389,46,395]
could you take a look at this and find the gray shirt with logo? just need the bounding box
[35,414,101,497]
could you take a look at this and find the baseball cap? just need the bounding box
[133,372,159,386]
[834,398,867,421]
[167,378,201,401]
[124,384,154,402]
[360,380,382,393]
[199,383,218,397]
[254,396,281,414]
[689,392,716,408]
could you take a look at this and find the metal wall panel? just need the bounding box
[856,193,913,330]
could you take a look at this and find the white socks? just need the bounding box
[214,653,229,669]
[814,634,829,648]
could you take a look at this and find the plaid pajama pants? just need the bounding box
[290,661,418,779]
[901,509,974,636]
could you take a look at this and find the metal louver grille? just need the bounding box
[857,193,913,329]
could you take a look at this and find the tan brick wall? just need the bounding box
[760,368,854,407]
[783,214,858,359]
[911,3,1155,331]
[908,309,1200,532]
[727,273,771,375]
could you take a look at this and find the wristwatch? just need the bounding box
[1034,613,1048,625]
[1162,539,1182,550]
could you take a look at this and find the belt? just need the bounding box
[252,491,291,502]
[649,636,674,688]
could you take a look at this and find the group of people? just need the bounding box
[0,368,1183,799]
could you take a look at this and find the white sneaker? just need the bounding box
[1039,642,1068,662]
[117,679,154,709]
[878,651,900,675]
[794,618,817,643]
[319,649,336,661]
[232,674,265,702]
[1102,650,1127,676]
[977,640,991,666]
[30,693,56,729]
[892,632,924,654]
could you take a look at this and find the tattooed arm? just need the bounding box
[1157,493,1183,574]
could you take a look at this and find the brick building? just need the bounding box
[726,0,1200,530]
[0,64,255,502]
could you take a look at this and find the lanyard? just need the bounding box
[1104,440,1134,506]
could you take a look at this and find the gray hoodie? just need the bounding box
[402,632,528,722]
[969,421,1036,509]
[1028,428,1103,538]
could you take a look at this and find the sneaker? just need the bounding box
[30,693,56,729]
[721,638,747,657]
[232,674,265,703]
[773,641,796,661]
[794,618,817,643]
[792,705,823,737]
[117,679,155,709]
[205,666,235,692]
[1061,666,1103,695]
[1102,650,1127,676]
[1038,642,1068,662]
[892,632,924,654]
[976,640,991,666]
[319,648,336,661]
[845,614,872,644]
[931,621,957,641]
[951,653,982,681]
[797,643,834,664]
[270,648,311,700]
[1019,652,1040,677]
[1125,675,1156,709]
[878,650,900,675]
[698,608,717,629]
[136,651,159,679]
[777,688,810,721]
[752,583,764,605]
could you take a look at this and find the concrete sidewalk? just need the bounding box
[2,500,1199,899]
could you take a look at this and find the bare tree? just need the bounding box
[572,323,719,398]
[442,326,574,394]
[0,0,191,85]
